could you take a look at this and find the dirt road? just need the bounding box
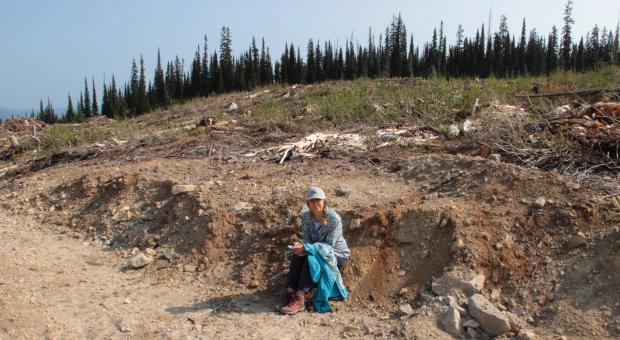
[0,206,451,339]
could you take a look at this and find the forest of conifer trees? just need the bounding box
[34,1,620,124]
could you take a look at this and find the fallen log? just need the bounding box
[515,87,620,98]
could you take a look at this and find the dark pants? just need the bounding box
[286,254,347,292]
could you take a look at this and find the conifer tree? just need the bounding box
[220,26,234,91]
[66,93,75,122]
[250,37,260,88]
[306,39,316,83]
[136,55,150,114]
[190,46,202,97]
[560,0,574,69]
[83,78,92,117]
[92,78,98,115]
[129,59,139,112]
[154,48,169,106]
[201,35,210,95]
[209,52,223,93]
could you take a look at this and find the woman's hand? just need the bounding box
[292,241,305,255]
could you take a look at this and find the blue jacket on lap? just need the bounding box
[304,242,349,313]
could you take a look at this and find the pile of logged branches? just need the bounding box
[475,99,619,178]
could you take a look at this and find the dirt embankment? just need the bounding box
[2,139,619,338]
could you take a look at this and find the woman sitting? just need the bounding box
[280,187,351,314]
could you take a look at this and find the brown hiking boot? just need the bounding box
[279,290,294,309]
[280,294,305,314]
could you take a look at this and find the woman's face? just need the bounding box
[307,198,325,215]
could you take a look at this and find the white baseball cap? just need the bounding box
[306,187,326,201]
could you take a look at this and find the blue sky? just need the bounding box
[0,0,619,117]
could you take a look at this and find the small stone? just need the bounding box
[566,232,586,249]
[451,239,464,252]
[447,124,460,137]
[432,271,484,297]
[163,251,179,262]
[129,253,153,269]
[441,306,462,336]
[533,197,546,208]
[424,192,439,201]
[467,327,480,338]
[462,319,480,328]
[227,102,238,112]
[172,184,196,196]
[398,270,406,277]
[491,288,501,300]
[183,265,197,273]
[335,185,350,197]
[247,281,259,289]
[517,329,538,340]
[489,154,501,162]
[231,202,254,213]
[145,248,156,256]
[124,298,131,304]
[349,219,361,231]
[398,304,415,316]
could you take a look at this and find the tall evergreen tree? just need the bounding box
[220,26,234,91]
[83,78,92,117]
[201,35,210,95]
[129,59,139,113]
[560,0,574,69]
[91,78,98,115]
[154,48,169,106]
[136,55,150,114]
[66,93,75,122]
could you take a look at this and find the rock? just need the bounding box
[163,250,179,262]
[491,288,501,300]
[533,197,546,208]
[247,281,259,289]
[424,192,439,201]
[130,253,153,269]
[372,104,385,113]
[440,306,462,336]
[466,327,480,338]
[432,271,485,297]
[397,304,415,316]
[566,232,586,249]
[489,153,502,162]
[335,185,350,197]
[505,311,527,332]
[398,270,406,277]
[172,184,196,196]
[145,248,156,256]
[517,329,538,340]
[546,105,571,119]
[232,202,254,213]
[462,119,473,133]
[113,209,133,222]
[227,102,238,112]
[447,124,460,137]
[451,239,464,252]
[349,219,361,231]
[183,265,197,273]
[468,294,511,336]
[462,319,480,328]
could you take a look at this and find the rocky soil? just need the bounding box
[1,103,619,339]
